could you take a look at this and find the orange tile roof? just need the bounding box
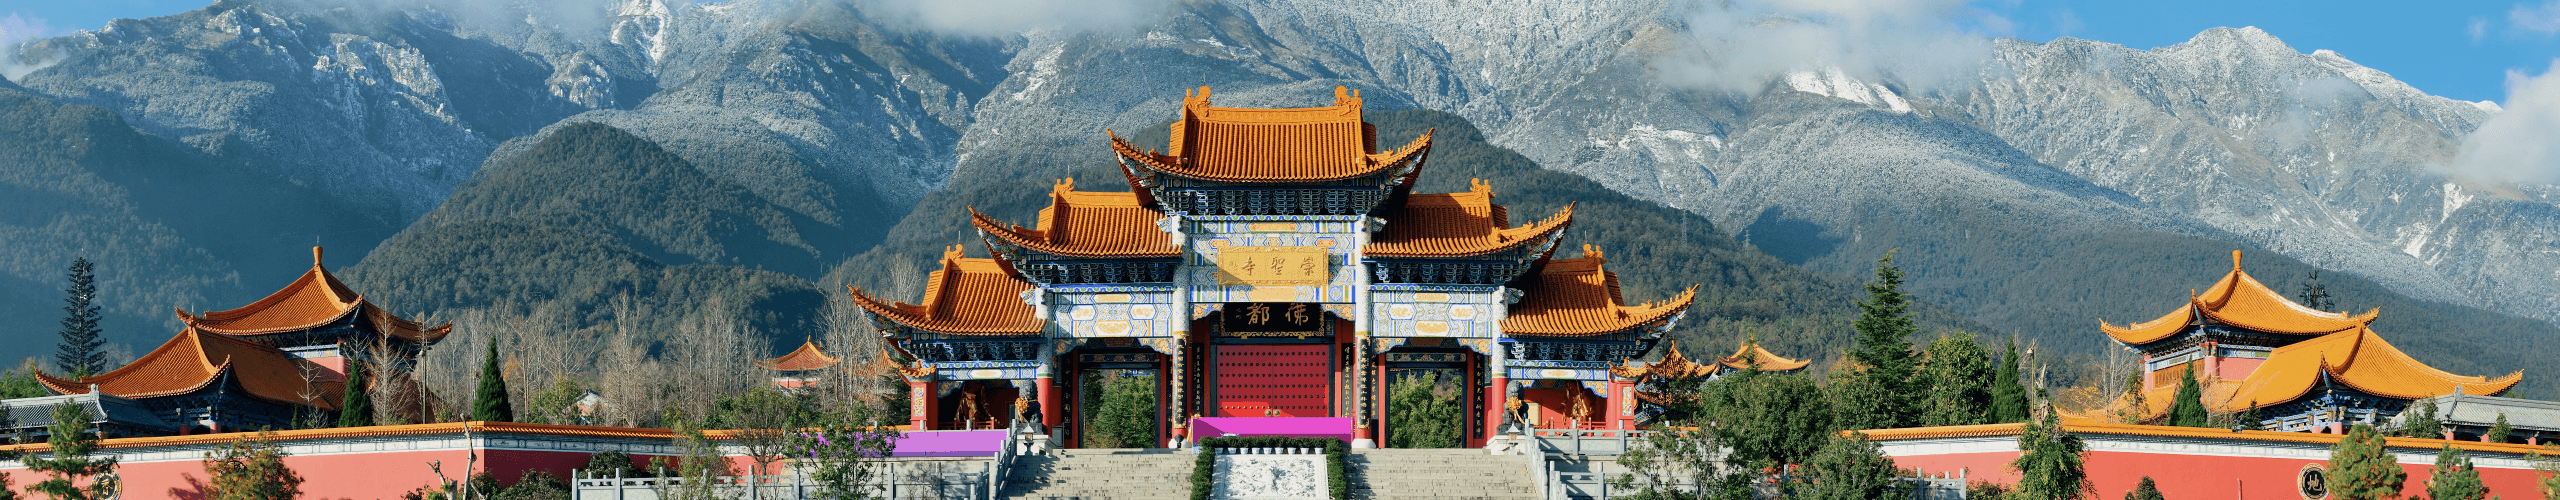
[971,179,1179,258]
[1110,86,1432,183]
[1366,180,1577,258]
[2095,326,2519,421]
[759,338,842,372]
[1720,339,1811,371]
[2101,250,2377,344]
[38,327,342,410]
[848,245,1044,336]
[1609,340,1722,380]
[1501,245,1697,337]
[179,247,452,343]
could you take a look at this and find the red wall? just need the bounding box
[1887,448,2547,500]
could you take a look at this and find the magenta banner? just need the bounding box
[1190,417,1355,443]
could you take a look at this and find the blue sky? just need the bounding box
[3,0,2558,104]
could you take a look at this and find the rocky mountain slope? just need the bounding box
[0,0,2550,394]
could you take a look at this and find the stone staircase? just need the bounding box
[999,447,1537,500]
[1347,449,1539,500]
[1000,449,1196,500]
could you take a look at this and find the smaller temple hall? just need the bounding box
[21,248,449,435]
[2093,251,2521,432]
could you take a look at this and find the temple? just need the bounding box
[852,87,1706,447]
[760,338,843,390]
[2095,250,2521,432]
[29,247,448,435]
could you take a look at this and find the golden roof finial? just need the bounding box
[312,246,325,267]
[1471,178,1493,195]
[1581,244,1605,260]
[2231,249,2244,271]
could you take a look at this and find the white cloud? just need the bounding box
[1654,0,1998,96]
[2,12,62,81]
[2514,0,2560,36]
[2449,60,2560,185]
[858,0,1172,37]
[0,12,56,47]
[2470,16,2491,42]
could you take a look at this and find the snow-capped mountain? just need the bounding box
[1,0,2552,367]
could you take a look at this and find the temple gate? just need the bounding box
[852,87,1698,448]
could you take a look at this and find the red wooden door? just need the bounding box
[1212,344,1333,417]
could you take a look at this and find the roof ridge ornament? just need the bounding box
[313,246,325,268]
[2231,249,2243,271]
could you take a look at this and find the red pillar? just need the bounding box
[1037,376,1059,428]
[910,380,935,430]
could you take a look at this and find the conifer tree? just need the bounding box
[2328,424,2407,500]
[55,258,106,378]
[2013,409,2090,500]
[1990,338,2031,424]
[2168,366,2209,428]
[1848,251,1920,428]
[2238,402,2265,431]
[2486,414,2512,443]
[473,343,514,422]
[25,404,118,500]
[2125,477,2165,500]
[1920,333,1994,427]
[337,363,373,428]
[2422,446,2492,500]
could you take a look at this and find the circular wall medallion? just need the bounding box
[2298,463,2329,500]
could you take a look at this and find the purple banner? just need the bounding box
[1190,417,1355,443]
[890,430,1007,457]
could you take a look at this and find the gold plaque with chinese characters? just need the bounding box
[1214,246,1330,286]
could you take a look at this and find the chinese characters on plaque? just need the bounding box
[1221,302,1323,334]
[1214,245,1330,286]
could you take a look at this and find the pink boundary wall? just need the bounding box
[1867,423,2550,500]
[0,422,785,499]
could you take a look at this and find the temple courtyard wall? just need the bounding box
[0,422,766,499]
[1868,422,2549,500]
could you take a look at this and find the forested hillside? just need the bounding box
[342,122,830,354]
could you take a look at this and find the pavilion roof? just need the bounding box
[848,245,1044,336]
[1609,340,1720,380]
[37,327,341,410]
[177,247,452,344]
[1719,340,1811,372]
[2094,326,2519,421]
[1366,179,1576,258]
[2101,250,2378,345]
[1110,86,1431,183]
[759,338,842,372]
[1501,245,1696,337]
[971,179,1179,258]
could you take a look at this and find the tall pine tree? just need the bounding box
[473,343,514,422]
[338,363,374,428]
[1848,251,1921,429]
[2167,366,2209,427]
[1990,338,2031,424]
[55,258,106,378]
